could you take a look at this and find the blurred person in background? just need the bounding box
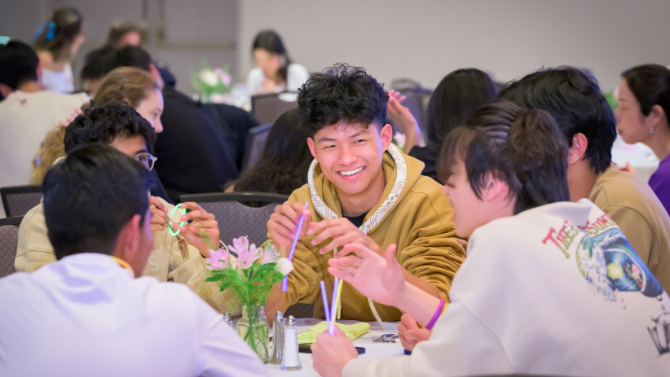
[0,40,88,217]
[616,64,670,215]
[80,45,117,96]
[107,19,142,48]
[225,109,311,205]
[32,7,85,93]
[246,30,309,96]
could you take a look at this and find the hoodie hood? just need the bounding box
[307,144,425,234]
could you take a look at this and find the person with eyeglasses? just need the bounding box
[15,102,240,316]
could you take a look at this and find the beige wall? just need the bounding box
[239,0,670,91]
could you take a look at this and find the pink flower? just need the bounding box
[220,72,231,86]
[206,248,229,270]
[260,244,279,265]
[229,237,262,269]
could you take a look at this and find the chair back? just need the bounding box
[0,216,22,278]
[251,92,299,126]
[241,124,272,173]
[1,185,43,217]
[180,192,288,248]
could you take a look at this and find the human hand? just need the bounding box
[328,243,405,307]
[262,79,278,93]
[177,202,220,258]
[311,326,358,377]
[307,218,381,256]
[58,106,83,127]
[398,313,431,351]
[267,201,311,251]
[150,196,171,232]
[387,90,417,133]
[619,162,637,175]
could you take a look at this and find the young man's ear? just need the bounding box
[481,172,509,203]
[567,133,588,165]
[307,137,317,159]
[379,123,393,151]
[113,214,142,275]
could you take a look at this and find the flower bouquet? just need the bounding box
[191,61,233,104]
[203,233,291,363]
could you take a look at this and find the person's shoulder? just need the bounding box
[591,164,662,212]
[289,184,311,201]
[288,63,309,75]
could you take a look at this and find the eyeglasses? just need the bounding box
[134,152,157,171]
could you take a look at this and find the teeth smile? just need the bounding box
[340,167,363,176]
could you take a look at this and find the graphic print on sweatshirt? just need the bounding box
[543,212,669,356]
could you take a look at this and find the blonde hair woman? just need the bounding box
[30,67,163,184]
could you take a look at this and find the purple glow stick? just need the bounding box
[328,277,339,335]
[320,281,331,324]
[282,201,309,291]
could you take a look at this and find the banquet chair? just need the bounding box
[180,192,288,248]
[251,92,299,126]
[0,216,22,278]
[241,124,272,173]
[1,185,43,217]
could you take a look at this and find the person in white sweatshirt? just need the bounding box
[311,100,670,377]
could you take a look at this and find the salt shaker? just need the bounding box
[270,311,284,365]
[222,311,234,328]
[280,315,302,371]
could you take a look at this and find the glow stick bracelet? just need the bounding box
[282,201,309,291]
[328,277,339,335]
[167,203,187,237]
[320,281,330,324]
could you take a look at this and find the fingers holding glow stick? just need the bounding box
[282,201,309,291]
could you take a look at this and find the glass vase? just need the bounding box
[236,304,270,363]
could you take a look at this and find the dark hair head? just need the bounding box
[427,68,498,144]
[64,102,156,154]
[499,66,616,174]
[298,63,389,137]
[252,30,290,83]
[112,46,152,72]
[33,7,83,62]
[0,41,39,89]
[107,20,141,47]
[81,45,117,82]
[622,64,670,128]
[43,144,152,259]
[438,100,570,214]
[233,109,311,196]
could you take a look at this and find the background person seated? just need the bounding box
[500,67,670,293]
[0,40,88,214]
[314,101,670,377]
[15,103,236,314]
[0,144,268,377]
[225,109,312,202]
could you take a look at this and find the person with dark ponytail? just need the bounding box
[246,30,309,97]
[312,100,670,377]
[616,64,670,214]
[33,7,85,93]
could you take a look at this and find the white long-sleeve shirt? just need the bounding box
[0,253,269,377]
[343,199,670,377]
[246,63,309,96]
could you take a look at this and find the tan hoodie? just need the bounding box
[272,144,466,322]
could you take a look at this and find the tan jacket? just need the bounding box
[14,198,238,314]
[589,163,670,292]
[271,145,466,322]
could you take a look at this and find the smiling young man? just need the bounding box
[266,64,466,321]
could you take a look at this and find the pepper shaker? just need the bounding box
[270,311,284,365]
[280,315,302,371]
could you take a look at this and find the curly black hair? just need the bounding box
[63,101,157,155]
[297,63,389,137]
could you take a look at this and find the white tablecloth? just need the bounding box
[266,319,404,377]
[611,137,659,183]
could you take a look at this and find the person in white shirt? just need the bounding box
[0,40,88,216]
[246,30,309,97]
[32,7,85,93]
[0,143,269,377]
[312,100,670,377]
